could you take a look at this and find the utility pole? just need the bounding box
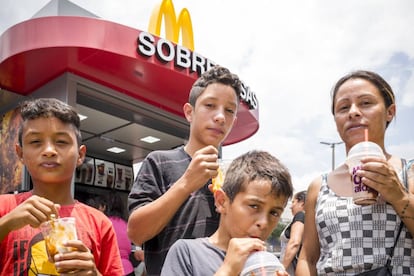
[320,141,344,171]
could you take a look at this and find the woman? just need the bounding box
[280,191,306,275]
[296,70,414,275]
[92,194,136,276]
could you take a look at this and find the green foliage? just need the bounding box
[266,221,288,252]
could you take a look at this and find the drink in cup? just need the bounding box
[40,216,78,262]
[346,141,385,205]
[241,251,285,276]
[212,160,226,192]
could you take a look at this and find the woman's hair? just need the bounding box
[330,70,395,127]
[222,150,293,202]
[105,193,127,220]
[294,190,307,203]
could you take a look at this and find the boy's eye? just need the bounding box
[271,210,281,218]
[226,108,235,114]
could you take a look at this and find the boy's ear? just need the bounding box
[15,143,24,163]
[77,145,87,167]
[214,189,228,214]
[183,103,193,123]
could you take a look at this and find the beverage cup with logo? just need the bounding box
[40,216,78,262]
[241,251,285,276]
[346,141,386,205]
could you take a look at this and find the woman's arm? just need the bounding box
[295,177,321,276]
[390,160,414,235]
[360,158,414,236]
[281,219,304,269]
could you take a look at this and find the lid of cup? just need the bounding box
[347,141,385,158]
[241,251,284,275]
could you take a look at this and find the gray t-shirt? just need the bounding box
[161,237,225,276]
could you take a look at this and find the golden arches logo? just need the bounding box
[148,0,194,51]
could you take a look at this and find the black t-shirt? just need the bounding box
[128,146,219,275]
[285,211,305,239]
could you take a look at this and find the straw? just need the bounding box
[364,128,368,142]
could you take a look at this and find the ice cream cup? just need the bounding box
[241,251,285,276]
[40,216,78,262]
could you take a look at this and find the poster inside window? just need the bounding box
[94,159,115,188]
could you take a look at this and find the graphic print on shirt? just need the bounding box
[18,232,59,275]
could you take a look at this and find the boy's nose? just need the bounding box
[256,215,269,230]
[214,109,225,124]
[43,143,57,157]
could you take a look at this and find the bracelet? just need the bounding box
[400,195,411,219]
[401,196,409,215]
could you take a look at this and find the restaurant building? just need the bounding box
[0,0,259,202]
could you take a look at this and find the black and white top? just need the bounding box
[315,169,413,275]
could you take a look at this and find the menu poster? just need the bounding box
[94,159,115,188]
[114,164,133,191]
[75,157,95,185]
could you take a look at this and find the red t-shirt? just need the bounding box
[0,192,124,276]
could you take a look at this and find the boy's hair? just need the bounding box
[18,98,82,146]
[222,150,293,202]
[188,65,242,107]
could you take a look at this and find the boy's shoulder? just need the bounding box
[61,201,111,225]
[0,192,31,213]
[146,145,188,161]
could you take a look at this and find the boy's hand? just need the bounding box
[183,145,219,192]
[215,237,266,276]
[54,240,101,276]
[3,195,59,231]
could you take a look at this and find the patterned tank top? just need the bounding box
[315,166,413,275]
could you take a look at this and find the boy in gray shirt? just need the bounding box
[161,150,293,276]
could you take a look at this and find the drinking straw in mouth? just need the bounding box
[364,128,368,142]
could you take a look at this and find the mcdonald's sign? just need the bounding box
[137,0,216,76]
[137,0,258,110]
[148,0,194,51]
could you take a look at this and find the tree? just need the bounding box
[266,222,288,252]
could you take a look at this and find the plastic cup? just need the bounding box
[241,251,285,276]
[212,160,226,192]
[346,141,385,205]
[40,217,78,262]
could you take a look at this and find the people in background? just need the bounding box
[132,245,147,276]
[296,70,414,275]
[279,190,306,275]
[127,65,243,275]
[0,98,123,275]
[161,150,293,275]
[104,193,136,276]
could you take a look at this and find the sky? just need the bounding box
[1,0,413,214]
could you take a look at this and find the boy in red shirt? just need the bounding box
[0,98,123,275]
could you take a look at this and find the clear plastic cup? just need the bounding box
[346,141,385,205]
[241,251,285,276]
[212,160,226,192]
[40,217,78,262]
